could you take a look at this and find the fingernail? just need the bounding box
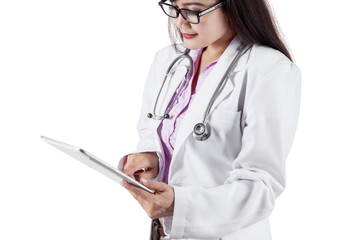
[140,178,147,184]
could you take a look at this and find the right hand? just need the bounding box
[119,152,159,181]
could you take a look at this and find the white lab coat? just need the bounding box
[120,36,301,240]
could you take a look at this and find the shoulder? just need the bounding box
[247,44,299,74]
[242,44,301,87]
[231,44,302,106]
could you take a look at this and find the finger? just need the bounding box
[125,168,149,181]
[123,167,136,176]
[122,154,135,170]
[122,155,128,168]
[133,168,146,182]
[118,154,130,171]
[121,180,151,201]
[122,155,132,172]
[126,154,155,170]
[136,171,155,180]
[123,164,141,177]
[123,158,146,176]
[129,168,148,181]
[140,178,167,192]
[121,167,136,180]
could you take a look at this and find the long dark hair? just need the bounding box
[168,0,293,62]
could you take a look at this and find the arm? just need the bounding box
[118,52,165,182]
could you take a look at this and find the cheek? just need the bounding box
[212,15,231,33]
[191,24,204,34]
[197,14,230,37]
[197,22,226,40]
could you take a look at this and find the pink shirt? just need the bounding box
[157,48,219,183]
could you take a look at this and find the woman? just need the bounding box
[119,0,301,239]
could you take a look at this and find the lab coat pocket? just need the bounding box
[209,109,242,123]
[208,109,243,157]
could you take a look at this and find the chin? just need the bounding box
[183,40,206,50]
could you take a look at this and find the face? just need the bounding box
[172,0,234,51]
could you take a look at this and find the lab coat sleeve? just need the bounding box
[169,62,301,239]
[119,52,165,182]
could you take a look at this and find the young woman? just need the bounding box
[119,0,301,239]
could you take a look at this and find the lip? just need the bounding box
[182,33,197,39]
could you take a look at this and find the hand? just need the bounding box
[121,178,174,219]
[120,152,159,180]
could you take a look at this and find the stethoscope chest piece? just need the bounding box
[193,122,211,141]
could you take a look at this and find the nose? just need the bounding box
[174,14,191,30]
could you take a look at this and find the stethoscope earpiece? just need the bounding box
[147,113,169,119]
[193,122,211,141]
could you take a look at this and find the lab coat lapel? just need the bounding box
[171,37,243,159]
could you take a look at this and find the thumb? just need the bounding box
[140,178,167,192]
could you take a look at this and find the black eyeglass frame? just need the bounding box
[158,0,224,24]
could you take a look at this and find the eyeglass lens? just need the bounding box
[161,4,199,24]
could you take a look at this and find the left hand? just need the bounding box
[121,178,174,219]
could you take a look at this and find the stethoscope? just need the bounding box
[147,45,250,141]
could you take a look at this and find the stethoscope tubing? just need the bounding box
[148,44,251,141]
[201,45,251,124]
[150,49,193,120]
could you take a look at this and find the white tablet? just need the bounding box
[41,136,155,194]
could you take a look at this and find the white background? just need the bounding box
[0,0,359,239]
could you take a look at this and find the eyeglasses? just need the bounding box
[158,1,224,24]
